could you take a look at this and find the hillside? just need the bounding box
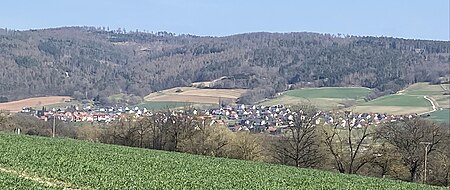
[0,133,444,190]
[352,83,449,117]
[0,27,449,104]
[261,83,450,122]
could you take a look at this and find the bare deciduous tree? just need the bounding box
[231,132,268,161]
[377,119,444,182]
[273,105,322,168]
[178,116,231,157]
[0,111,15,132]
[321,111,375,174]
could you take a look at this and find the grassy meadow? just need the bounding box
[427,108,450,123]
[262,87,371,110]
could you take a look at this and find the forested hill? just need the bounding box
[0,27,449,103]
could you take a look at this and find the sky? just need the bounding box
[0,0,448,40]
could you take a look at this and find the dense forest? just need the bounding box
[0,26,449,103]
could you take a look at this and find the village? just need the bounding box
[20,103,419,134]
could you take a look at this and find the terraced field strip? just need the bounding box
[0,96,71,112]
[283,87,371,99]
[136,101,189,110]
[352,94,432,115]
[351,105,430,116]
[263,87,372,110]
[0,133,444,190]
[144,87,246,104]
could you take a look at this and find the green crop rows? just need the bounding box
[0,170,60,190]
[0,133,444,190]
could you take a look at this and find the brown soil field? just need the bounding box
[144,87,246,104]
[179,89,245,98]
[148,95,226,104]
[0,96,72,112]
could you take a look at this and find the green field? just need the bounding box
[263,87,371,110]
[261,84,447,115]
[351,83,449,115]
[427,108,450,123]
[0,133,443,190]
[284,87,371,99]
[32,100,82,110]
[136,101,190,110]
[403,83,450,109]
[0,171,60,190]
[136,101,215,110]
[402,83,448,96]
[359,95,431,107]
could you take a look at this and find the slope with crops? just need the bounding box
[0,133,444,190]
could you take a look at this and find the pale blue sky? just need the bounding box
[0,0,448,40]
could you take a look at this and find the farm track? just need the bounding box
[420,96,439,115]
[439,84,449,91]
[0,166,82,190]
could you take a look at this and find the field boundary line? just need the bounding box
[0,166,83,190]
[440,84,449,91]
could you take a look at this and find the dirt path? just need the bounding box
[420,96,438,115]
[0,166,82,189]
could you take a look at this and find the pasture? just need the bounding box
[262,87,371,110]
[262,83,447,116]
[358,95,431,107]
[402,83,450,108]
[0,96,72,112]
[284,87,371,99]
[137,101,188,110]
[351,83,448,115]
[0,133,443,190]
[427,108,450,123]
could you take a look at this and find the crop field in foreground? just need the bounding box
[0,133,444,190]
[0,170,59,190]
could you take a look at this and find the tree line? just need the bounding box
[0,106,449,187]
[0,27,449,103]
